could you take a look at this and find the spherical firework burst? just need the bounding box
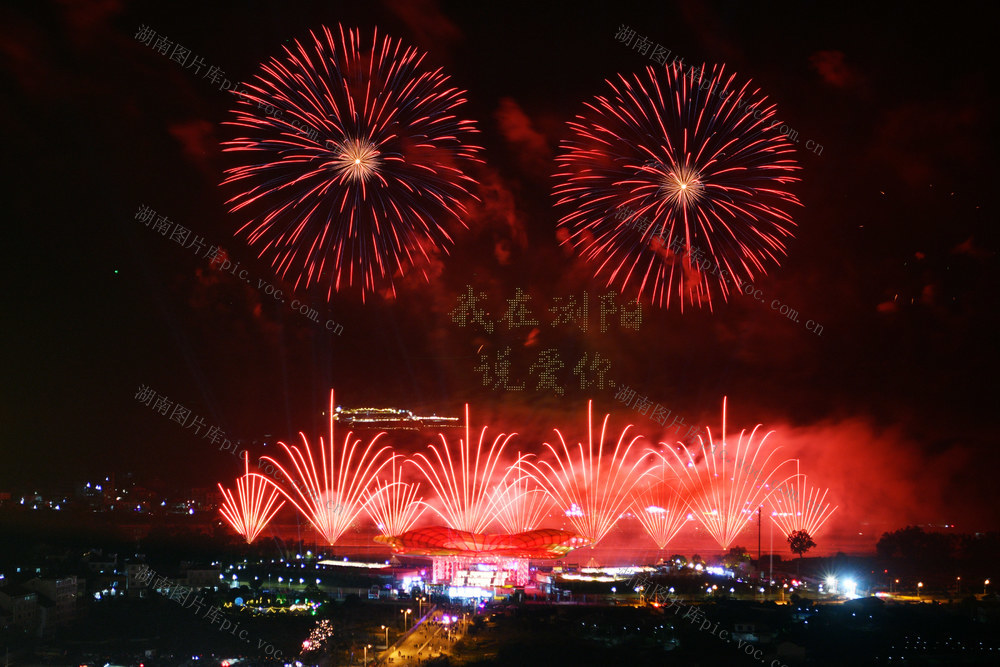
[553,62,801,310]
[258,391,393,545]
[407,406,516,535]
[218,452,285,544]
[529,401,656,546]
[222,25,482,301]
[658,398,797,550]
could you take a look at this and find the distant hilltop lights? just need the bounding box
[333,405,462,430]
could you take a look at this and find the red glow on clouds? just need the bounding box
[494,97,552,177]
[809,50,858,88]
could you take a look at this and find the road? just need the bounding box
[381,609,468,665]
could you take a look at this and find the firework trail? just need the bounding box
[259,391,393,545]
[553,62,801,310]
[363,455,426,537]
[408,406,516,535]
[222,25,482,301]
[631,460,690,549]
[658,398,797,550]
[218,452,285,544]
[766,461,838,539]
[529,401,656,546]
[490,453,553,535]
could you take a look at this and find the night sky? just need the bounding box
[3,0,997,540]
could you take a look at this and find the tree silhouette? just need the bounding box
[723,546,751,570]
[787,530,816,575]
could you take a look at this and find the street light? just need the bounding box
[917,581,923,600]
[985,579,991,595]
[381,624,389,649]
[418,595,427,617]
[401,608,412,631]
[363,643,372,665]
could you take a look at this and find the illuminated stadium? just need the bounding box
[375,527,586,589]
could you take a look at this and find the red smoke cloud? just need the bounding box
[494,97,552,178]
[168,120,216,175]
[809,50,858,88]
[383,0,462,58]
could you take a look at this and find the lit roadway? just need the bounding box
[381,609,467,665]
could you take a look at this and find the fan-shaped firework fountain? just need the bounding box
[529,401,656,546]
[631,460,690,550]
[658,399,797,550]
[363,455,426,537]
[407,406,516,535]
[258,391,393,545]
[490,453,553,534]
[222,24,482,300]
[553,62,801,310]
[218,452,285,544]
[766,461,838,539]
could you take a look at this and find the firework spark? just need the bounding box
[553,62,801,310]
[259,391,393,545]
[363,455,426,537]
[222,25,482,301]
[529,401,655,546]
[766,461,838,539]
[490,453,553,535]
[631,461,690,550]
[218,452,285,544]
[407,406,516,535]
[658,398,797,550]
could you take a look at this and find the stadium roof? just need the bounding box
[374,526,585,558]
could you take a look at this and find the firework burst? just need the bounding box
[408,406,516,534]
[553,62,801,310]
[766,461,838,539]
[631,461,690,550]
[363,455,426,537]
[658,399,797,550]
[222,25,482,300]
[259,391,393,545]
[490,453,553,535]
[529,401,655,546]
[218,452,285,544]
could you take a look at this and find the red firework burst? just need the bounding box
[407,406,516,535]
[631,460,690,550]
[529,401,656,546]
[259,391,394,545]
[218,452,285,544]
[766,461,838,539]
[658,399,797,550]
[363,455,426,537]
[222,25,482,301]
[491,454,553,535]
[553,62,801,310]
